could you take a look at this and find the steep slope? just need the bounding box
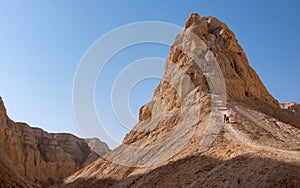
[0,97,109,187]
[0,150,34,188]
[64,13,300,187]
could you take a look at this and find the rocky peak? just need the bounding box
[64,13,300,188]
[184,13,206,30]
[169,13,279,107]
[132,13,281,149]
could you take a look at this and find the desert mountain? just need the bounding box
[0,97,110,187]
[63,13,300,188]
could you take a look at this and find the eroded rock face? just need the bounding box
[124,12,281,150]
[168,13,279,106]
[0,97,109,187]
[85,138,110,157]
[63,13,300,187]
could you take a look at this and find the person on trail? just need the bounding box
[224,114,229,124]
[204,63,208,73]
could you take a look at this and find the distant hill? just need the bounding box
[0,97,110,187]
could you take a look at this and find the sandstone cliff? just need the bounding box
[0,97,110,187]
[65,13,300,187]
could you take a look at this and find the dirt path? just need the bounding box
[225,106,300,160]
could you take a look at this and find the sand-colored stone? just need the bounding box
[281,102,300,118]
[64,13,300,188]
[0,97,110,187]
[85,138,110,157]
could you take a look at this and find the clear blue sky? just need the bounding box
[0,1,299,149]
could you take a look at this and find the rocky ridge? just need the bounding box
[0,97,110,187]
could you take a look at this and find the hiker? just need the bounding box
[224,114,229,124]
[204,63,208,73]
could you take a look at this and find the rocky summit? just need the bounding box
[0,97,110,187]
[64,13,300,188]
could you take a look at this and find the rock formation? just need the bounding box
[63,13,300,187]
[0,97,110,187]
[85,138,110,157]
[281,102,300,118]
